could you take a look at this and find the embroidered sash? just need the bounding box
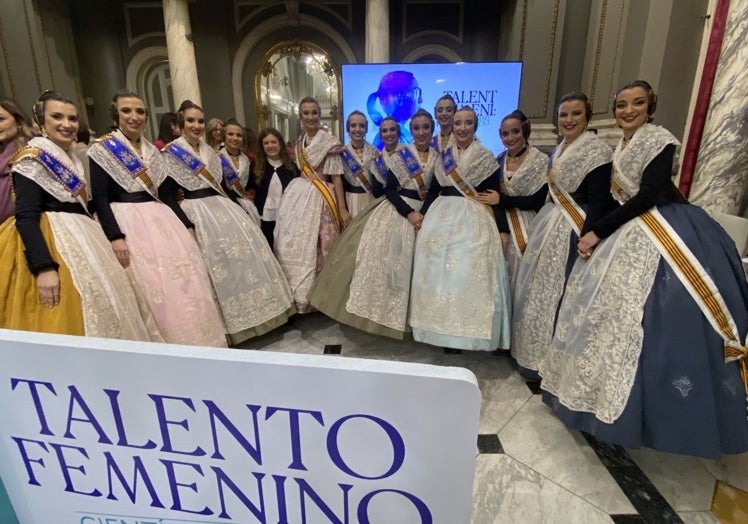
[11,146,90,211]
[547,149,586,236]
[219,153,250,199]
[397,147,427,194]
[371,153,389,183]
[340,147,372,195]
[99,134,159,199]
[297,139,341,230]
[441,147,492,214]
[165,142,229,198]
[621,197,748,401]
[506,208,529,254]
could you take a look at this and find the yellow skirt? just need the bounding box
[0,214,84,335]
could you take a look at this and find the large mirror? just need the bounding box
[254,41,342,143]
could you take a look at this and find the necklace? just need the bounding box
[505,145,528,170]
[416,148,429,163]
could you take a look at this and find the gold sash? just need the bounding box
[297,142,341,230]
[506,208,528,254]
[634,207,748,398]
[548,167,585,235]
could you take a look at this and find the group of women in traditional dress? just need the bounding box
[0,89,295,347]
[1,80,746,458]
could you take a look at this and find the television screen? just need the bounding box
[341,62,522,156]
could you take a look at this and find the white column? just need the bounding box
[365,0,389,63]
[163,0,201,106]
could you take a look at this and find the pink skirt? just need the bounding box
[110,201,227,347]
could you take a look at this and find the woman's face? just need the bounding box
[614,86,649,136]
[453,109,476,149]
[43,100,79,150]
[347,113,367,144]
[410,115,433,150]
[500,118,525,156]
[116,96,146,139]
[262,133,281,160]
[299,102,320,134]
[0,106,19,145]
[224,124,244,151]
[379,119,399,151]
[557,99,587,143]
[182,108,205,143]
[435,99,455,131]
[210,122,224,142]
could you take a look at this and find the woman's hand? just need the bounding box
[577,231,600,260]
[111,238,130,268]
[37,268,60,308]
[477,189,500,205]
[340,208,352,229]
[408,211,424,231]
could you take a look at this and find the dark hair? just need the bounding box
[253,127,296,184]
[222,118,243,151]
[32,90,76,128]
[434,93,457,113]
[557,91,592,122]
[613,80,657,122]
[455,105,479,131]
[501,109,531,140]
[298,96,320,114]
[157,112,178,143]
[110,89,146,122]
[346,110,368,133]
[243,126,257,154]
[379,116,401,139]
[76,120,91,145]
[176,100,203,129]
[0,98,34,146]
[409,108,435,134]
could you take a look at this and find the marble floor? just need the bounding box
[235,313,748,524]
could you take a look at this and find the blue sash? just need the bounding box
[372,153,389,182]
[397,147,426,193]
[340,147,372,194]
[101,134,157,197]
[219,154,247,198]
[166,142,228,197]
[14,146,86,197]
[430,135,438,150]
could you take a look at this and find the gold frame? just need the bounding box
[253,40,342,138]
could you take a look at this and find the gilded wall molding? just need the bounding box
[519,0,528,61]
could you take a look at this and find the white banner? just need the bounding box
[0,329,480,523]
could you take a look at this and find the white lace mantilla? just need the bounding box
[502,146,549,196]
[434,141,499,187]
[297,130,344,175]
[540,218,661,423]
[161,136,223,191]
[612,124,679,203]
[13,137,87,203]
[550,131,612,192]
[388,145,438,191]
[88,130,167,192]
[342,141,378,187]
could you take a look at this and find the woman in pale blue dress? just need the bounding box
[409,106,511,352]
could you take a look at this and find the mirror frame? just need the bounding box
[254,40,343,139]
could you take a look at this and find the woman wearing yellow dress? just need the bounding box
[0,90,154,340]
